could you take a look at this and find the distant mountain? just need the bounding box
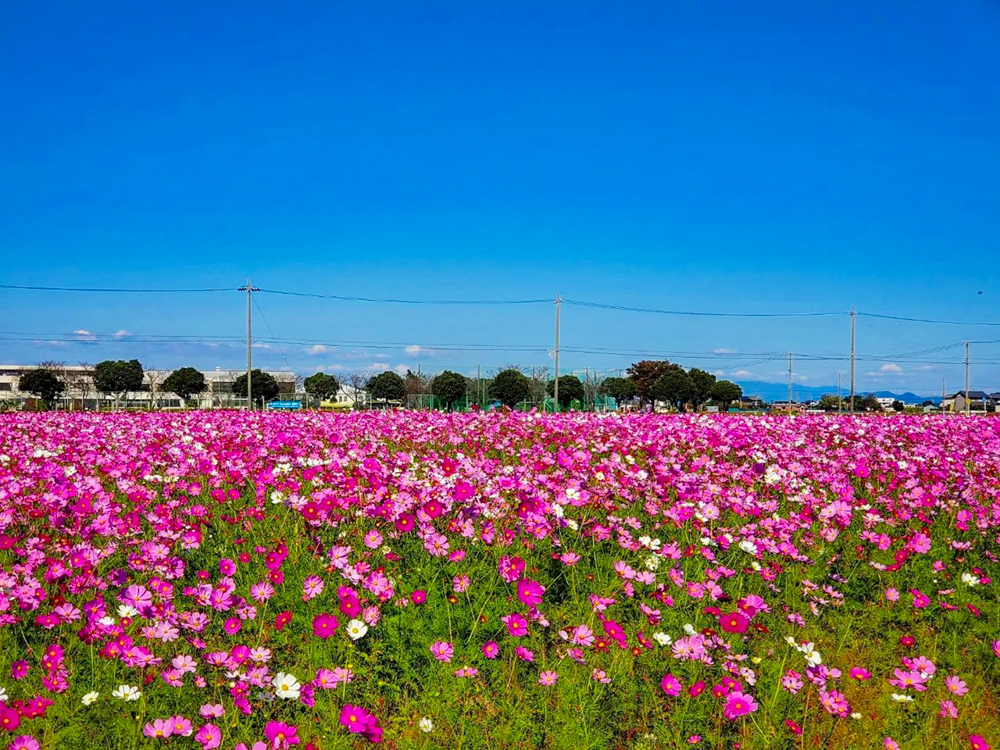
[732,380,938,405]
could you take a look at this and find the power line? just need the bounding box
[0,284,234,293]
[252,295,293,373]
[858,312,1000,326]
[257,288,551,305]
[563,299,846,318]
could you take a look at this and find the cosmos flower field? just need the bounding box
[0,412,998,750]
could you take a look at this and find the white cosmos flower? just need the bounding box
[418,717,434,733]
[890,693,914,702]
[112,685,141,701]
[117,604,139,619]
[0,687,7,702]
[804,650,823,666]
[272,672,301,699]
[961,572,979,587]
[82,691,99,705]
[346,619,369,641]
[652,632,672,647]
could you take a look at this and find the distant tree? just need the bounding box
[891,400,905,412]
[367,371,406,405]
[599,377,638,405]
[688,368,717,410]
[650,369,694,411]
[856,394,882,412]
[403,370,429,403]
[546,375,585,409]
[93,359,144,408]
[303,372,340,402]
[816,394,843,412]
[489,368,531,408]
[627,361,680,407]
[232,370,280,407]
[18,368,65,409]
[709,380,742,411]
[921,399,935,407]
[432,371,468,411]
[162,367,207,403]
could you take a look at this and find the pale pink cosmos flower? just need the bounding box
[538,670,558,686]
[939,700,958,718]
[430,641,454,662]
[945,675,969,697]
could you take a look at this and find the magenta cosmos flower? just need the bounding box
[312,613,339,639]
[481,641,499,659]
[339,705,382,743]
[718,611,749,634]
[264,721,300,746]
[502,613,529,637]
[516,579,545,607]
[660,674,682,697]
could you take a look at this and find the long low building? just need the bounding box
[0,364,296,409]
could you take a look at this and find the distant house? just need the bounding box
[769,401,805,414]
[875,397,896,410]
[943,391,989,413]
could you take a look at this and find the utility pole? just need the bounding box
[965,342,971,416]
[787,352,793,411]
[849,306,856,414]
[477,364,481,407]
[238,279,259,410]
[837,372,842,413]
[942,377,946,413]
[553,293,561,413]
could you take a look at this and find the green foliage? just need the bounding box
[546,375,585,408]
[18,368,65,408]
[709,380,743,410]
[488,368,531,407]
[161,367,206,401]
[650,368,694,411]
[892,400,905,412]
[626,360,679,406]
[688,367,717,408]
[598,377,637,405]
[431,370,468,410]
[93,359,144,402]
[303,372,340,400]
[367,371,406,403]
[231,369,281,405]
[817,394,844,412]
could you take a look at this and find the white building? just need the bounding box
[0,364,295,410]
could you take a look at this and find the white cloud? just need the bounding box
[73,329,97,342]
[252,342,273,350]
[732,370,754,377]
[915,364,935,371]
[880,363,903,373]
[394,364,410,375]
[113,329,132,339]
[305,344,329,356]
[713,370,726,377]
[405,345,435,357]
[713,348,737,354]
[368,362,390,371]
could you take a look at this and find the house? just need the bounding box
[769,401,805,414]
[942,391,989,413]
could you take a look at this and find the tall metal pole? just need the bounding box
[942,377,946,413]
[239,279,258,410]
[477,364,481,406]
[787,352,793,410]
[849,307,856,414]
[553,294,561,413]
[837,372,842,413]
[965,342,971,416]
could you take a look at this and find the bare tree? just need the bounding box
[74,362,95,411]
[345,371,369,410]
[145,367,164,410]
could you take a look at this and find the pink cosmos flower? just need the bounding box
[498,556,525,583]
[339,704,382,743]
[430,641,454,662]
[219,558,237,576]
[719,612,749,634]
[223,617,241,635]
[143,720,174,738]
[515,646,535,662]
[940,700,958,719]
[8,738,41,750]
[410,590,427,605]
[885,588,900,602]
[452,575,470,593]
[850,667,872,680]
[10,661,29,680]
[946,675,969,697]
[502,613,528,637]
[454,666,479,677]
[884,739,900,750]
[660,674,682,697]
[169,717,194,737]
[591,668,611,683]
[194,723,222,749]
[970,736,990,750]
[482,641,499,659]
[539,670,558,686]
[199,704,224,718]
[723,691,758,719]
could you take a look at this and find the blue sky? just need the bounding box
[2,1,999,394]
